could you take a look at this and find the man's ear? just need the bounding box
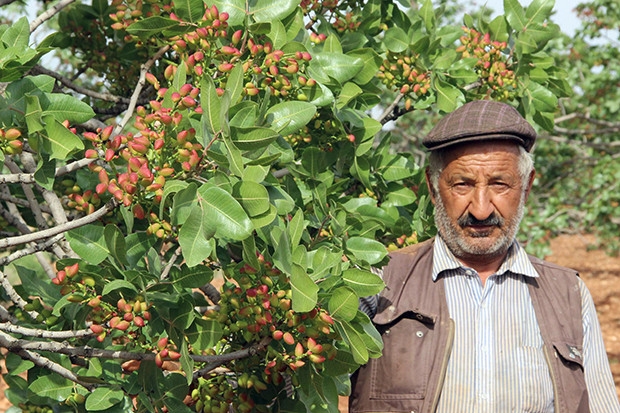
[524,168,536,201]
[425,167,437,205]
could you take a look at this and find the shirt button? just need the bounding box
[465,269,473,276]
[416,331,424,338]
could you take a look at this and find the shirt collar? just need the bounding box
[431,235,540,281]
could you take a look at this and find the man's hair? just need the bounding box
[427,144,534,194]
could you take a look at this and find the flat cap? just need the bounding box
[423,100,537,152]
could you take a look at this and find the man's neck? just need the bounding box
[456,252,508,285]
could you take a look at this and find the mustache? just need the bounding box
[457,213,503,227]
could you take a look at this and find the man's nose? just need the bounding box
[468,186,495,221]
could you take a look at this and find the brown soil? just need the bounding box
[2,234,620,411]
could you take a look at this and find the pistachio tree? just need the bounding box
[0,0,566,412]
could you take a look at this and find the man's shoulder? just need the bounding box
[528,254,579,278]
[390,237,435,258]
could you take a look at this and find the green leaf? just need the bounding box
[247,0,298,23]
[24,94,44,133]
[301,147,329,177]
[504,0,526,31]
[350,156,371,189]
[44,93,95,124]
[527,82,557,112]
[264,101,316,136]
[171,183,198,226]
[226,63,245,105]
[173,0,205,23]
[28,375,73,401]
[66,224,109,265]
[525,0,554,24]
[287,208,305,248]
[336,82,363,109]
[198,184,253,240]
[104,224,129,266]
[309,52,363,85]
[34,155,55,191]
[211,0,246,26]
[345,237,387,265]
[41,115,84,159]
[347,48,382,85]
[434,77,463,113]
[178,203,214,267]
[102,280,139,296]
[383,27,409,53]
[328,287,359,322]
[342,268,385,297]
[433,49,457,71]
[85,387,125,411]
[232,180,270,217]
[379,155,416,181]
[125,232,155,269]
[2,17,29,49]
[222,135,244,177]
[200,76,223,135]
[230,126,279,150]
[160,180,189,217]
[187,318,223,349]
[488,15,510,43]
[126,16,187,37]
[171,265,213,288]
[419,0,436,32]
[290,264,318,312]
[336,321,369,364]
[272,228,292,275]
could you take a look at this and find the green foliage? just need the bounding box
[2,0,614,412]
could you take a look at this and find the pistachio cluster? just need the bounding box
[377,51,432,111]
[456,27,517,100]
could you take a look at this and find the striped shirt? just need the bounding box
[432,236,620,413]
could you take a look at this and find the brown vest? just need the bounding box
[349,238,589,413]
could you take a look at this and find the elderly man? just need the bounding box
[349,100,620,413]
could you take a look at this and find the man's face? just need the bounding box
[428,141,534,261]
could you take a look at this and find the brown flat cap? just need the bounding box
[423,100,537,152]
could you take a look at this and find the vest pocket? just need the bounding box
[369,314,436,400]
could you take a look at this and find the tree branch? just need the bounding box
[0,332,271,375]
[0,270,40,320]
[29,0,77,33]
[116,45,170,135]
[0,322,93,339]
[0,198,119,249]
[0,234,65,266]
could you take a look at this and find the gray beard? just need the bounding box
[433,193,526,259]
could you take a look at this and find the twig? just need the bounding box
[0,198,119,249]
[160,246,183,281]
[0,234,65,266]
[0,270,40,319]
[116,45,170,135]
[0,332,271,369]
[30,65,128,104]
[20,152,79,259]
[29,0,77,33]
[379,93,404,124]
[0,158,97,185]
[0,322,93,339]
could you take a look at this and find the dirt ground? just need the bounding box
[1,234,620,411]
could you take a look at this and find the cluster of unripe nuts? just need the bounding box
[386,232,419,252]
[0,128,23,155]
[377,51,432,111]
[198,254,338,412]
[456,27,517,99]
